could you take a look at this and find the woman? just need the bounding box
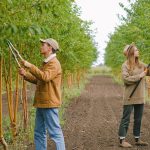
[118,43,150,148]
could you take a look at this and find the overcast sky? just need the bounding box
[75,0,130,65]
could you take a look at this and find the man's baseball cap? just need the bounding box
[40,38,59,51]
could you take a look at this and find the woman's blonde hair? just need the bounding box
[126,43,141,71]
[123,45,130,56]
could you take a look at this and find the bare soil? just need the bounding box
[3,75,150,150]
[60,75,150,150]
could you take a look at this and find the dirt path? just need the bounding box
[62,75,150,150]
[28,75,150,150]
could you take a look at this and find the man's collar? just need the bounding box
[43,53,56,63]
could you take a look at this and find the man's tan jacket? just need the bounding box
[24,57,62,108]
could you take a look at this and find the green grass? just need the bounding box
[89,66,112,76]
[112,74,123,85]
[0,103,35,150]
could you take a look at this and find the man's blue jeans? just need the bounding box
[34,108,65,150]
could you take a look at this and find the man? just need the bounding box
[19,38,65,150]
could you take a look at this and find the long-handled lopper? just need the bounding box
[6,40,24,68]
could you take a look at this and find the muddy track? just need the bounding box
[28,75,150,150]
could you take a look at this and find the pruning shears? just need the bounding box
[6,40,24,68]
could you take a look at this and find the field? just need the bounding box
[27,75,150,150]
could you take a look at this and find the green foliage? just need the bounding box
[0,0,98,75]
[105,0,150,74]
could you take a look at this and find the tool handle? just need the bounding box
[7,40,24,61]
[7,41,21,68]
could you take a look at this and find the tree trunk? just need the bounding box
[0,57,8,150]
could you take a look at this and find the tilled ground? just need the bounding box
[62,75,150,150]
[26,75,150,150]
